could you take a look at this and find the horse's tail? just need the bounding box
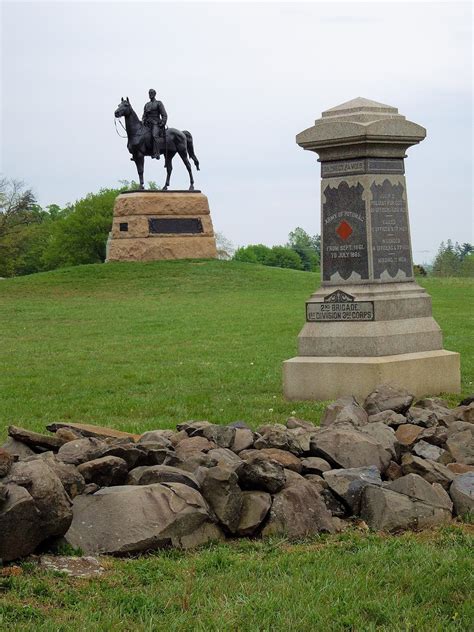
[182,130,200,171]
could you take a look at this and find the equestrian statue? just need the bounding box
[115,90,200,191]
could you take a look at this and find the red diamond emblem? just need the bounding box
[336,220,353,241]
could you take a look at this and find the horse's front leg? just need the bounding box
[163,153,174,191]
[134,154,145,189]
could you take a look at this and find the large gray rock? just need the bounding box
[137,465,200,490]
[412,440,450,464]
[77,456,128,487]
[0,482,8,505]
[286,417,316,431]
[360,484,452,532]
[197,466,243,533]
[449,472,474,517]
[401,454,455,489]
[57,438,107,466]
[175,436,216,460]
[236,453,286,493]
[207,448,243,471]
[257,448,302,473]
[236,491,272,536]
[101,444,148,469]
[407,407,438,428]
[321,396,368,428]
[359,422,399,460]
[1,437,35,460]
[387,474,453,511]
[311,426,391,472]
[300,457,332,475]
[230,428,254,453]
[0,484,41,562]
[137,431,173,448]
[177,453,218,473]
[8,425,64,452]
[364,384,414,416]
[323,466,382,513]
[33,452,85,499]
[254,426,304,455]
[262,479,335,537]
[446,430,474,465]
[367,410,407,428]
[5,459,72,544]
[201,425,236,449]
[65,482,214,554]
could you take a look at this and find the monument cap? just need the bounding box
[296,97,426,161]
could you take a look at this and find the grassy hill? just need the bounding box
[0,261,473,630]
[0,260,472,437]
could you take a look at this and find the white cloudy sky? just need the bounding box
[1,1,472,262]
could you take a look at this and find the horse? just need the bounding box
[114,97,200,191]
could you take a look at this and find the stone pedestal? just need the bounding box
[283,98,460,401]
[106,191,218,262]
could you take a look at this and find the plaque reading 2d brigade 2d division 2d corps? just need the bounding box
[306,289,374,322]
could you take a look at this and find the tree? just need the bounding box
[264,246,303,270]
[215,232,235,260]
[42,188,120,269]
[234,244,272,265]
[432,240,461,277]
[0,178,40,239]
[286,227,320,271]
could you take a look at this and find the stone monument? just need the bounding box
[106,191,217,262]
[283,97,460,401]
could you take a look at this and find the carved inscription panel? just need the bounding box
[322,181,369,282]
[370,180,413,280]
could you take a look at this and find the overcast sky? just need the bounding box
[1,1,472,263]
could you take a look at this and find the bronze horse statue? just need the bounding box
[114,97,199,190]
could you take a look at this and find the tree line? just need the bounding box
[0,177,471,278]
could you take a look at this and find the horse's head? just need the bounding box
[115,97,132,118]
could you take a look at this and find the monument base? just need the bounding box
[106,191,218,262]
[283,349,461,402]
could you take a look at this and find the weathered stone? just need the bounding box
[304,474,328,493]
[0,448,13,477]
[449,472,474,516]
[406,407,438,428]
[0,482,8,505]
[395,424,423,446]
[458,402,474,424]
[65,482,214,555]
[201,425,236,449]
[401,454,455,489]
[387,474,453,511]
[39,555,105,578]
[286,417,316,431]
[176,420,212,434]
[169,430,188,446]
[360,484,452,532]
[311,426,391,472]
[385,461,403,481]
[138,445,180,467]
[236,491,272,536]
[0,484,41,562]
[173,522,224,549]
[197,466,243,533]
[83,483,100,495]
[230,428,254,453]
[46,422,140,441]
[5,459,72,542]
[418,426,448,448]
[138,431,173,447]
[300,457,332,475]
[55,427,82,443]
[77,456,128,487]
[1,437,35,460]
[254,427,303,455]
[228,421,252,430]
[101,444,147,469]
[207,448,242,471]
[175,436,216,460]
[257,448,302,473]
[137,465,200,490]
[446,430,474,465]
[57,438,107,466]
[262,479,335,537]
[236,453,286,494]
[8,425,63,452]
[35,453,85,499]
[412,440,450,463]
[320,488,347,518]
[283,469,306,488]
[177,453,218,473]
[360,422,399,459]
[323,466,382,513]
[447,463,474,475]
[364,384,414,416]
[367,410,407,428]
[287,427,314,453]
[126,466,150,485]
[321,396,368,428]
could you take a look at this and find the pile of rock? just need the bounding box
[0,384,472,562]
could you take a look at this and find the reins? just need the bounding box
[114,118,128,138]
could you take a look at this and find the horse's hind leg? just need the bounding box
[135,154,145,189]
[178,148,194,191]
[163,151,175,191]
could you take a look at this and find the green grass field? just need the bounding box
[0,261,473,630]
